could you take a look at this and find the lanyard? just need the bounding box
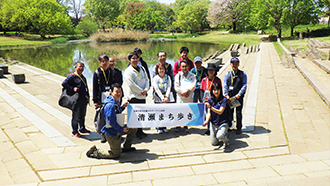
[206,76,215,91]
[195,68,203,82]
[75,72,87,87]
[133,67,141,79]
[230,70,236,86]
[158,75,166,90]
[101,68,110,85]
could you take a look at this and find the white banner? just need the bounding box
[127,103,204,128]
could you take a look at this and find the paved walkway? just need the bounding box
[0,41,329,185]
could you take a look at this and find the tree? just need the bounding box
[135,7,164,31]
[67,0,84,26]
[75,17,98,36]
[123,2,145,29]
[207,0,249,31]
[250,0,290,38]
[174,1,210,33]
[284,0,319,37]
[84,0,120,31]
[1,0,73,38]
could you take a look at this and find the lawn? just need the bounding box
[0,37,51,47]
[177,32,263,46]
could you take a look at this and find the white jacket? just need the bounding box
[123,65,150,100]
[174,71,196,103]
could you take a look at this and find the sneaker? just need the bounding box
[122,147,136,153]
[158,129,164,134]
[80,128,91,133]
[86,145,97,157]
[73,132,81,137]
[100,134,107,143]
[183,126,188,129]
[136,133,144,139]
[236,129,242,135]
[204,130,210,136]
[163,128,169,133]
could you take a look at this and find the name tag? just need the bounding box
[229,86,234,91]
[105,86,110,91]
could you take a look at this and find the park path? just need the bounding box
[0,41,329,185]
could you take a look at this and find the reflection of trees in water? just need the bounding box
[0,41,227,77]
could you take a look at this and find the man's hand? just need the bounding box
[94,103,99,108]
[225,95,231,102]
[141,90,147,96]
[123,127,129,132]
[162,97,169,103]
[74,87,79,92]
[234,94,241,100]
[122,102,129,108]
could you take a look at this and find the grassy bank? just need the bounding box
[176,32,263,46]
[0,37,51,47]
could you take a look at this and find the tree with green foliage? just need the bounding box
[284,0,319,37]
[135,7,164,31]
[84,0,120,32]
[250,0,290,38]
[75,17,98,36]
[0,0,73,38]
[123,2,145,29]
[174,0,210,33]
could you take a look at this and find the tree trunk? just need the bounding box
[328,16,329,27]
[277,29,281,38]
[291,26,294,37]
[232,22,236,31]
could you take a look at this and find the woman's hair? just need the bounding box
[155,63,166,75]
[210,83,224,104]
[128,52,139,61]
[98,54,109,62]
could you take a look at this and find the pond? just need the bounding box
[0,41,228,82]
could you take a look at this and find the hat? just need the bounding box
[194,56,202,63]
[206,63,219,71]
[230,57,240,63]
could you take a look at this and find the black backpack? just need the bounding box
[94,103,108,134]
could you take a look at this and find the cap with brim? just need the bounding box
[194,56,202,63]
[230,57,240,63]
[206,63,219,71]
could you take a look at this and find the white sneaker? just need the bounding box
[158,129,164,134]
[163,129,169,133]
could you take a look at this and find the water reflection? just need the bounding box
[0,41,228,82]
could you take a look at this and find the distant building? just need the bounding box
[319,16,329,25]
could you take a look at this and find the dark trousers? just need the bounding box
[229,97,244,130]
[193,89,202,103]
[71,99,88,134]
[128,98,146,135]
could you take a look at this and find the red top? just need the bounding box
[200,76,222,91]
[173,57,195,76]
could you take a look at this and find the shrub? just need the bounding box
[75,17,98,37]
[50,37,68,44]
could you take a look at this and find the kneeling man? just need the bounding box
[86,83,137,159]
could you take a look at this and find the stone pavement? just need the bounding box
[0,41,329,186]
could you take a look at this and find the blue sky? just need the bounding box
[157,0,176,4]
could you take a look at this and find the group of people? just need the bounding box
[62,46,247,159]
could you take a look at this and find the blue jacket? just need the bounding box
[101,95,125,136]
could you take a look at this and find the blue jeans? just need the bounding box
[71,99,88,134]
[210,123,229,146]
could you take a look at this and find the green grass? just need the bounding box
[150,33,200,39]
[0,37,51,47]
[50,37,68,44]
[176,32,263,46]
[273,41,285,58]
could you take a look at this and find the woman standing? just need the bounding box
[152,63,172,133]
[203,83,230,149]
[123,52,150,139]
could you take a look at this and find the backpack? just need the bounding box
[94,103,107,134]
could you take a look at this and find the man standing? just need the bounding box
[124,52,149,139]
[173,47,194,76]
[190,56,207,103]
[62,62,90,137]
[86,83,137,159]
[223,57,247,134]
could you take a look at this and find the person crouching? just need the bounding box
[86,83,137,159]
[203,83,231,149]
